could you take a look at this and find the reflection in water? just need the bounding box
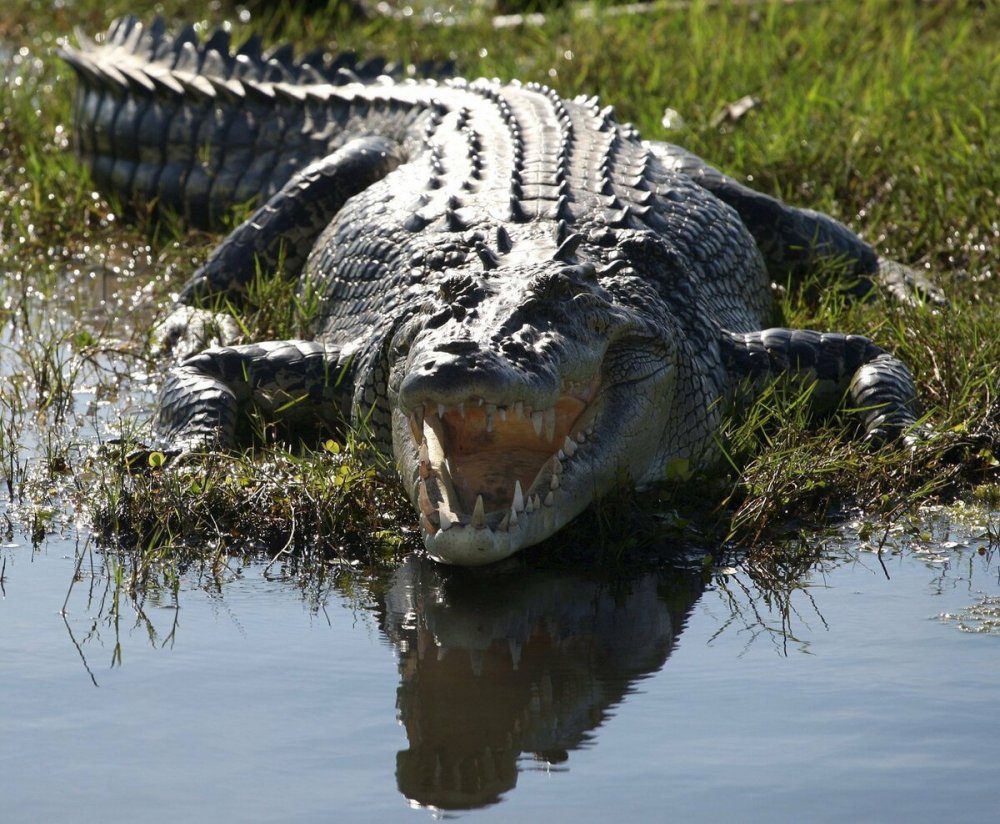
[55,527,998,812]
[376,555,707,810]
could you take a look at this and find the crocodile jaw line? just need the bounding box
[397,380,600,566]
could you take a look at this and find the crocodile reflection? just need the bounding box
[375,554,706,810]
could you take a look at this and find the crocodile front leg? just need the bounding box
[155,136,404,359]
[154,340,353,452]
[720,328,921,442]
[178,135,404,307]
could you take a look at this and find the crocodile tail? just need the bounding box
[60,16,453,228]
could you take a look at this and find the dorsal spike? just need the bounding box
[554,232,585,262]
[475,243,501,271]
[335,66,362,84]
[236,33,263,62]
[509,197,529,223]
[495,225,513,254]
[444,210,467,232]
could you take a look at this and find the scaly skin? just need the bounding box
[62,18,925,565]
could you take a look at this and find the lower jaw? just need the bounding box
[420,496,570,566]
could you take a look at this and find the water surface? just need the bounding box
[3,516,998,822]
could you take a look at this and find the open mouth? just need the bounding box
[405,374,600,548]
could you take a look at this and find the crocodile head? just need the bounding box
[389,231,683,565]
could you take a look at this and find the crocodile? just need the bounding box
[61,17,927,566]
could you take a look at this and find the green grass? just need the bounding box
[1,0,998,578]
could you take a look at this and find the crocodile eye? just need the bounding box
[564,262,597,281]
[439,273,473,302]
[533,264,604,300]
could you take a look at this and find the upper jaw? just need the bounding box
[394,375,602,565]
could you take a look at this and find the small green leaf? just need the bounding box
[73,329,97,349]
[665,457,691,481]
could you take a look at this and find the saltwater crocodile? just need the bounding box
[62,17,926,566]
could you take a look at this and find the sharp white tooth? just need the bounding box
[509,505,518,527]
[409,408,424,444]
[439,509,454,531]
[558,450,565,460]
[418,482,433,513]
[459,402,465,418]
[562,436,577,457]
[513,480,524,513]
[498,406,507,421]
[508,639,521,670]
[437,403,446,419]
[576,431,586,443]
[550,473,560,490]
[525,496,535,514]
[586,426,594,436]
[486,404,495,432]
[544,490,554,506]
[531,410,543,437]
[513,400,524,419]
[498,512,510,531]
[552,457,563,475]
[532,494,541,510]
[472,494,486,529]
[544,408,556,441]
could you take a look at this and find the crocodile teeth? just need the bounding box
[513,400,524,419]
[437,403,446,419]
[418,442,431,479]
[498,406,507,421]
[472,494,486,529]
[439,509,455,531]
[485,403,495,433]
[409,407,424,444]
[418,481,434,514]
[531,410,543,437]
[525,495,536,514]
[544,408,556,441]
[550,473,560,490]
[508,639,522,670]
[562,435,577,457]
[513,479,525,513]
[509,506,519,527]
[498,511,510,531]
[544,491,554,507]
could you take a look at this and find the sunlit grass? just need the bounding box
[0,0,997,577]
